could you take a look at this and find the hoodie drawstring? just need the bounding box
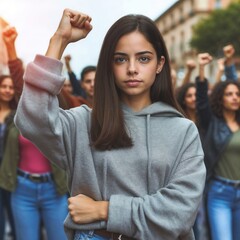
[146,114,151,194]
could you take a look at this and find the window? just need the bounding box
[215,0,221,8]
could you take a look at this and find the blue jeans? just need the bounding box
[11,175,68,240]
[74,230,110,240]
[0,188,5,239]
[0,188,16,239]
[207,178,240,240]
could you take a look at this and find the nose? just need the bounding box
[5,87,12,93]
[231,93,239,102]
[127,60,138,75]
[234,93,240,99]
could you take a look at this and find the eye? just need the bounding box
[224,92,231,97]
[114,56,127,64]
[138,56,151,63]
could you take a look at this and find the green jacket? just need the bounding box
[0,112,68,195]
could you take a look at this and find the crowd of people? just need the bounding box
[0,8,239,240]
[175,44,240,240]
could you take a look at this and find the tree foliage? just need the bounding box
[190,1,240,57]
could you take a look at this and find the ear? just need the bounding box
[156,56,165,74]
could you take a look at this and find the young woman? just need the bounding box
[196,53,240,240]
[0,74,17,240]
[15,9,206,240]
[176,83,197,124]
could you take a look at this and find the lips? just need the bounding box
[231,102,240,107]
[2,94,12,98]
[124,80,142,87]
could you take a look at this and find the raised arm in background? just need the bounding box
[2,26,24,96]
[181,59,196,86]
[223,44,238,81]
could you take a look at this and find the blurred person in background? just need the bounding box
[0,24,22,240]
[196,52,240,240]
[64,55,96,108]
[0,74,17,240]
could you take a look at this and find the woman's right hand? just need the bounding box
[197,53,212,81]
[46,9,92,60]
[55,9,92,44]
[197,53,212,67]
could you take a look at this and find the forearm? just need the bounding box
[98,201,109,221]
[69,72,83,96]
[65,62,72,73]
[8,58,24,96]
[197,53,212,82]
[199,65,205,81]
[5,43,17,61]
[182,70,193,85]
[196,77,211,129]
[46,33,68,60]
[215,69,224,83]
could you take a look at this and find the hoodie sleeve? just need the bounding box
[14,55,73,170]
[107,123,206,240]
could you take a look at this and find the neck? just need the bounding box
[186,109,197,123]
[0,101,11,111]
[86,96,93,105]
[223,110,239,132]
[223,109,236,123]
[124,98,151,112]
[0,101,11,123]
[121,94,152,112]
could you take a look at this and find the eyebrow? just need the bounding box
[113,51,154,56]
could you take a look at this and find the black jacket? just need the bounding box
[196,78,232,180]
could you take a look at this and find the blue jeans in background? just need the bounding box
[74,230,110,240]
[0,188,16,239]
[11,175,68,240]
[207,178,240,240]
[0,188,5,240]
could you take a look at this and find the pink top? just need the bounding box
[18,135,52,173]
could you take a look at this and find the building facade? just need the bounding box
[155,0,235,84]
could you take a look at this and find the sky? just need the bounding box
[0,0,177,76]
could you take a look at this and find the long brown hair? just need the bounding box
[210,80,240,124]
[91,14,181,150]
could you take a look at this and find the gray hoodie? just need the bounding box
[15,55,206,240]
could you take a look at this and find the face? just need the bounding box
[113,31,164,105]
[184,87,196,110]
[81,71,95,98]
[0,77,15,103]
[222,84,240,112]
[63,79,73,95]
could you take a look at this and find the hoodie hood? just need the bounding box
[122,101,184,118]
